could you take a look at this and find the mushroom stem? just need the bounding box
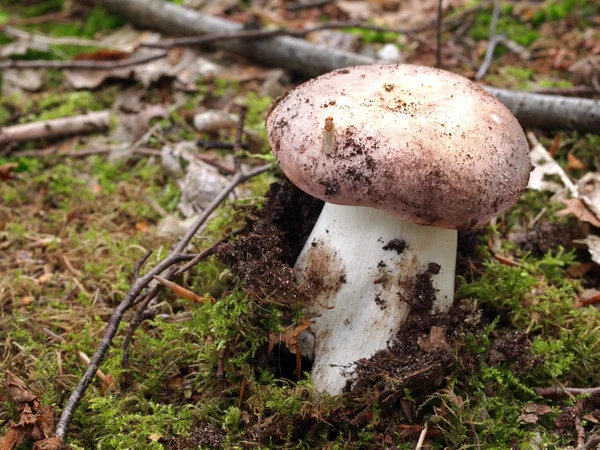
[296,203,457,395]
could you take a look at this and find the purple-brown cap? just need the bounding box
[266,64,531,229]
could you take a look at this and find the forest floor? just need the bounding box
[1,0,600,449]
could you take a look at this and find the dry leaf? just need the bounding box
[547,135,561,156]
[577,289,600,307]
[527,133,577,196]
[569,55,600,91]
[0,374,58,450]
[148,433,162,442]
[519,403,552,424]
[0,163,18,181]
[556,198,600,227]
[37,273,53,284]
[518,412,540,424]
[6,372,38,410]
[574,235,600,265]
[417,326,451,353]
[567,152,586,170]
[578,173,600,223]
[268,319,312,354]
[21,296,34,306]
[32,437,63,450]
[523,403,553,415]
[135,221,149,233]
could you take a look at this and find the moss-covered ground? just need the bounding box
[1,0,600,449]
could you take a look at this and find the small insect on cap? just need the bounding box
[266,64,531,229]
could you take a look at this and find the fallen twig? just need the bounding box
[584,435,600,450]
[415,420,429,450]
[96,0,376,76]
[483,87,600,133]
[534,86,598,96]
[536,386,600,399]
[141,21,411,49]
[78,351,115,388]
[287,0,334,11]
[133,250,153,281]
[0,111,110,146]
[436,0,443,68]
[1,25,102,47]
[0,51,167,70]
[475,0,501,80]
[55,162,271,438]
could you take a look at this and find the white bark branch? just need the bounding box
[95,0,374,78]
[0,111,111,145]
[483,87,600,134]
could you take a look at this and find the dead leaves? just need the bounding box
[518,403,553,424]
[570,55,600,92]
[268,319,311,354]
[0,372,62,450]
[0,163,18,181]
[557,198,600,228]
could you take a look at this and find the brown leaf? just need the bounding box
[268,319,311,354]
[0,163,18,181]
[556,198,600,227]
[33,437,63,450]
[577,289,600,307]
[567,152,586,170]
[518,412,540,424]
[417,326,451,353]
[0,422,29,450]
[522,403,553,416]
[5,372,37,411]
[548,135,561,156]
[73,49,130,61]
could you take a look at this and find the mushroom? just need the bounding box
[266,64,531,394]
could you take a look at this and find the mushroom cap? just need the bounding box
[266,64,531,229]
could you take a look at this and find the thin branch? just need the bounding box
[1,25,102,47]
[174,229,243,277]
[55,163,272,438]
[536,386,600,399]
[475,0,502,80]
[0,51,167,70]
[534,85,599,96]
[197,140,249,151]
[436,0,443,68]
[134,250,153,281]
[0,111,110,146]
[287,0,334,11]
[141,21,412,49]
[584,435,600,450]
[121,269,173,371]
[415,421,429,450]
[233,107,247,173]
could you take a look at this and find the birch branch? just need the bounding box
[483,87,600,133]
[95,0,374,78]
[0,111,111,145]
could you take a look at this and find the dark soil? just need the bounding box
[216,178,323,302]
[382,238,408,255]
[405,262,441,312]
[169,424,224,449]
[351,300,482,402]
[508,219,582,257]
[489,330,538,375]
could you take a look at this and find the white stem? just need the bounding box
[296,203,457,395]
